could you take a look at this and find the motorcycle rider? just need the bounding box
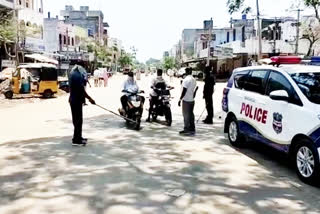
[120,71,145,113]
[146,69,171,122]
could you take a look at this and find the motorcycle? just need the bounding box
[149,84,174,126]
[119,90,145,130]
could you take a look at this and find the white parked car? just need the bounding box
[222,64,320,184]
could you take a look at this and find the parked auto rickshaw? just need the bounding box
[3,63,58,99]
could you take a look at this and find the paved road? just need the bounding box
[0,74,320,214]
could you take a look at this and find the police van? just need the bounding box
[222,58,320,184]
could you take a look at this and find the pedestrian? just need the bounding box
[103,68,109,87]
[69,63,96,146]
[136,69,141,80]
[178,67,198,136]
[168,69,174,82]
[203,66,215,124]
[93,68,99,87]
[98,68,104,87]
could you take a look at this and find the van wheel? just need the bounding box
[294,139,320,184]
[43,89,53,98]
[227,117,245,147]
[4,91,13,99]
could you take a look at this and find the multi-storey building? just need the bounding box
[60,5,109,45]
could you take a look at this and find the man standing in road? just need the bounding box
[178,67,198,136]
[203,66,215,124]
[69,63,96,146]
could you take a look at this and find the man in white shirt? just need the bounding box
[93,68,99,87]
[178,67,198,135]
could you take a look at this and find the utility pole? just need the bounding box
[273,17,278,55]
[294,9,303,54]
[207,17,213,66]
[256,0,262,60]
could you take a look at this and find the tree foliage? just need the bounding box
[304,0,320,21]
[301,17,320,56]
[162,56,176,71]
[118,50,134,68]
[227,0,252,15]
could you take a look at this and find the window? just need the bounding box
[234,71,250,89]
[267,71,302,106]
[227,32,230,43]
[63,36,66,45]
[59,34,62,45]
[243,70,269,94]
[71,38,74,46]
[26,0,29,8]
[202,42,207,49]
[233,29,236,41]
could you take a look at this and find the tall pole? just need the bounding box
[256,0,262,60]
[207,18,213,66]
[295,9,302,54]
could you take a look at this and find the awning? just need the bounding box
[25,54,59,65]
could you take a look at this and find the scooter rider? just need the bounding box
[120,71,145,112]
[146,69,172,122]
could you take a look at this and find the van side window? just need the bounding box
[234,71,249,89]
[243,70,269,94]
[267,71,302,106]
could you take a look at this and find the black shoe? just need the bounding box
[72,141,87,146]
[203,120,213,124]
[179,130,187,135]
[81,138,88,142]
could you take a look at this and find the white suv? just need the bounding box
[222,65,320,184]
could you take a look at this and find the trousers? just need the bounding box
[182,101,195,132]
[205,95,214,121]
[70,102,83,142]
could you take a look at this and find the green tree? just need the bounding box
[301,17,320,56]
[227,0,251,15]
[162,56,176,71]
[304,0,320,21]
[0,9,17,57]
[118,50,134,68]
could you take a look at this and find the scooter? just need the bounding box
[119,90,145,130]
[149,85,174,126]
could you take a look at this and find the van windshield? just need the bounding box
[291,72,320,104]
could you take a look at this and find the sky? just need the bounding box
[43,0,310,62]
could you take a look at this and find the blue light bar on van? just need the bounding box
[310,57,320,65]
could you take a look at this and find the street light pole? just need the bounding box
[295,9,303,54]
[207,18,213,66]
[256,0,262,60]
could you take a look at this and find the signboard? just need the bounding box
[200,34,216,41]
[1,60,16,68]
[214,46,233,58]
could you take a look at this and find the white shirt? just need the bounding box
[182,75,197,102]
[123,78,139,95]
[93,69,99,78]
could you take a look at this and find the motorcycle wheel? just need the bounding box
[134,117,141,130]
[165,107,172,126]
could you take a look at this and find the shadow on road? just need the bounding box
[0,114,320,214]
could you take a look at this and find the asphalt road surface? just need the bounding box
[0,74,320,214]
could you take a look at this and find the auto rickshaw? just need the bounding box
[3,63,58,99]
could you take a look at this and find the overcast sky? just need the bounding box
[43,0,311,62]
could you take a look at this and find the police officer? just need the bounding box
[203,66,215,124]
[69,63,95,146]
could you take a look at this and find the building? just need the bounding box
[60,5,109,45]
[181,28,205,62]
[16,0,45,53]
[44,16,89,56]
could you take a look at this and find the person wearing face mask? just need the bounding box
[120,72,145,112]
[202,66,215,124]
